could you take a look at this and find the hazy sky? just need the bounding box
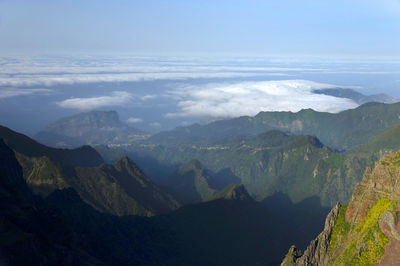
[1,0,399,56]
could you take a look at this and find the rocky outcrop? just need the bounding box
[380,211,400,241]
[281,245,302,266]
[282,150,400,265]
[281,203,341,266]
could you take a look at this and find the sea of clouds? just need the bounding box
[1,55,398,132]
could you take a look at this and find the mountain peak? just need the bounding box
[35,110,146,147]
[210,184,252,201]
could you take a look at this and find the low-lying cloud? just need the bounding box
[0,72,288,88]
[0,88,51,99]
[126,117,143,124]
[57,91,133,111]
[1,55,398,89]
[165,80,359,118]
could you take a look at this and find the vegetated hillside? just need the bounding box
[166,159,217,204]
[35,110,147,148]
[282,150,400,265]
[0,139,102,265]
[125,130,363,207]
[150,102,400,151]
[0,125,179,216]
[0,138,294,265]
[352,122,400,162]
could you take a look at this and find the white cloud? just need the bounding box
[0,88,51,99]
[126,117,143,123]
[0,72,289,87]
[1,55,398,88]
[140,94,158,100]
[165,80,359,118]
[149,122,161,128]
[57,91,133,111]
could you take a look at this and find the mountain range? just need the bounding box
[149,102,400,151]
[0,131,300,265]
[0,125,178,216]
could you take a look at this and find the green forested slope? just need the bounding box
[0,125,179,217]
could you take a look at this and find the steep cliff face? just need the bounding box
[281,203,341,266]
[282,150,400,265]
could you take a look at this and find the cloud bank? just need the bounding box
[57,91,133,111]
[126,117,143,123]
[165,80,359,118]
[1,55,398,89]
[0,88,51,99]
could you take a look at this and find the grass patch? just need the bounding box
[329,204,350,253]
[330,198,396,265]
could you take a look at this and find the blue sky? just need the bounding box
[1,0,399,56]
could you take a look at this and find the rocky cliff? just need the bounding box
[282,150,400,265]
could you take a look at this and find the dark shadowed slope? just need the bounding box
[47,184,291,266]
[166,159,217,204]
[0,139,103,266]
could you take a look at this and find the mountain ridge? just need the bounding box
[0,125,179,217]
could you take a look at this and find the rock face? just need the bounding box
[281,203,341,266]
[281,150,400,265]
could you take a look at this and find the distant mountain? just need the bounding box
[313,88,398,105]
[0,125,179,216]
[151,102,400,151]
[35,110,148,148]
[282,150,400,265]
